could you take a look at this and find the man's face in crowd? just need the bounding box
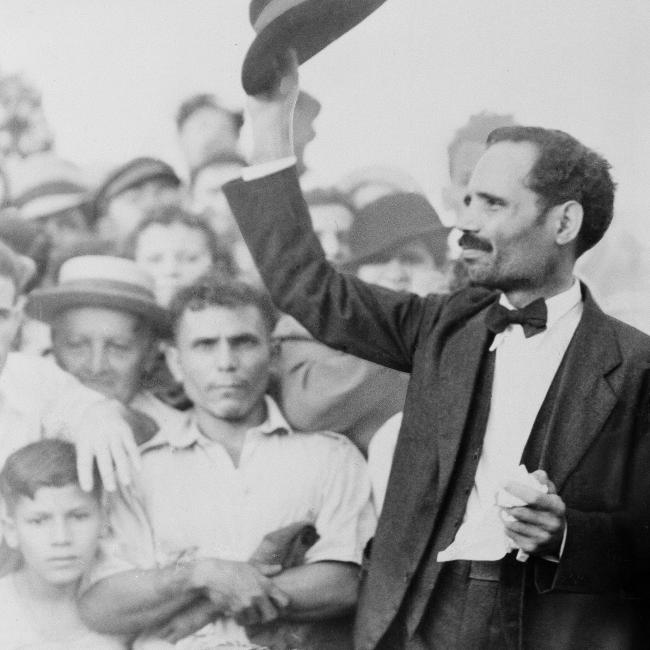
[191,164,244,240]
[180,107,240,169]
[0,276,22,373]
[52,306,155,404]
[99,179,181,242]
[356,240,448,296]
[309,203,355,266]
[458,140,558,292]
[38,207,89,252]
[134,222,214,307]
[3,484,103,588]
[169,304,274,425]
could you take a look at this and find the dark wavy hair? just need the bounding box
[123,204,236,278]
[0,439,101,513]
[168,274,278,339]
[487,126,615,256]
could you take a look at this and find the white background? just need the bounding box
[0,0,648,235]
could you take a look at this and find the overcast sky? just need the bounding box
[0,0,648,234]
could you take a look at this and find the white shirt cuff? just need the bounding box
[241,156,297,181]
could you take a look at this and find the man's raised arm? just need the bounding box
[224,51,438,375]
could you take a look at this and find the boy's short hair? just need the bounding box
[123,204,237,278]
[169,274,278,339]
[0,440,101,512]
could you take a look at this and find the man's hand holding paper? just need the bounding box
[437,465,566,563]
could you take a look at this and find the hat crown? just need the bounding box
[58,255,155,296]
[349,193,448,265]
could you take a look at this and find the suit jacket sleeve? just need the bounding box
[225,167,447,373]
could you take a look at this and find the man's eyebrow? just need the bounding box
[475,191,507,204]
[191,336,219,347]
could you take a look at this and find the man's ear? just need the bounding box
[142,338,160,375]
[270,336,281,364]
[8,295,26,347]
[1,512,18,549]
[164,344,184,383]
[553,200,583,248]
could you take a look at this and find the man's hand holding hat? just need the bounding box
[247,49,301,167]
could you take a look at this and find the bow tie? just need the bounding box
[485,298,548,338]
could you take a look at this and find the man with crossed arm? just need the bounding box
[79,275,375,648]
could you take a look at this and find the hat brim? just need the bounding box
[342,226,451,272]
[26,287,171,338]
[242,0,387,95]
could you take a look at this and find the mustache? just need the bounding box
[458,232,493,252]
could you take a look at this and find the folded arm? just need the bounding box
[272,561,359,621]
[148,561,360,643]
[79,559,288,636]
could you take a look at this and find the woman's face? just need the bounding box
[356,240,448,296]
[135,222,213,306]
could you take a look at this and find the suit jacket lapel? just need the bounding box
[433,309,491,508]
[537,289,621,492]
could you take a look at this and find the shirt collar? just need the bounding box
[499,279,582,330]
[156,395,292,451]
[490,280,582,351]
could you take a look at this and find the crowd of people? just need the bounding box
[0,48,648,650]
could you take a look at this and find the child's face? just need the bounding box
[4,484,103,586]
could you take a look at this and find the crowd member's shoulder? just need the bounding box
[287,426,357,446]
[4,350,62,379]
[287,427,367,464]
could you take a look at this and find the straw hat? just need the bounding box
[26,255,170,336]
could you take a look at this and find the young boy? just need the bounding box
[0,439,125,649]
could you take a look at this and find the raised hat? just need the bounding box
[344,192,449,270]
[26,255,170,337]
[242,0,388,95]
[90,157,181,226]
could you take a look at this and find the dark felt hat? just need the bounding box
[90,157,181,226]
[344,192,449,270]
[242,0,388,95]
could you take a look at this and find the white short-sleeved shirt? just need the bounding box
[0,573,125,650]
[0,353,105,468]
[90,396,376,648]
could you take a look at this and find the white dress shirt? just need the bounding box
[439,281,583,560]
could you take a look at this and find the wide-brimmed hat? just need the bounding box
[242,0,387,95]
[90,157,181,226]
[5,152,89,220]
[343,193,450,270]
[26,255,170,336]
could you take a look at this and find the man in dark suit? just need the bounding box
[223,53,650,649]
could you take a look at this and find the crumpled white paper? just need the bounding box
[437,464,548,563]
